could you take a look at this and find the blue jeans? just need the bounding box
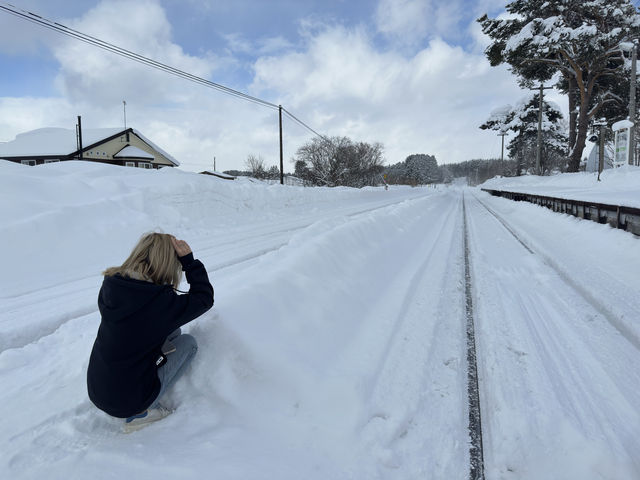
[149,328,198,409]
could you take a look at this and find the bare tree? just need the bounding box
[293,136,384,187]
[245,154,267,179]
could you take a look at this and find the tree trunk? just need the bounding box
[568,106,589,172]
[516,143,523,176]
[567,75,578,169]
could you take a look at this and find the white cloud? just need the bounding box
[224,33,294,56]
[51,0,217,107]
[0,97,76,141]
[1,0,532,172]
[0,0,86,55]
[252,24,523,165]
[374,0,463,45]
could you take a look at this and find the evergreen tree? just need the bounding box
[479,0,640,171]
[384,154,439,185]
[446,158,515,184]
[481,94,568,174]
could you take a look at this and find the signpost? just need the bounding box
[593,119,607,181]
[613,119,634,167]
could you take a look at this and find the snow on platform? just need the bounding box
[480,165,640,208]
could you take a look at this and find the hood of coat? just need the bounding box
[98,273,167,323]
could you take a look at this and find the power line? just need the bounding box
[0,3,289,113]
[1,1,332,184]
[281,107,330,141]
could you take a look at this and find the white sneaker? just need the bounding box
[123,406,172,433]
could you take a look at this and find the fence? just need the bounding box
[481,189,640,236]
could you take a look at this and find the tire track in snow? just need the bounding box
[462,193,485,480]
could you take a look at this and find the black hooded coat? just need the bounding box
[87,253,213,418]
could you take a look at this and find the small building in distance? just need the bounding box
[0,127,179,169]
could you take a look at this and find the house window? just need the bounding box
[125,162,135,167]
[44,159,60,164]
[21,160,36,166]
[137,163,152,169]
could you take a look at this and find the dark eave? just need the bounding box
[69,128,133,157]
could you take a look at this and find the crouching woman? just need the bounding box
[87,233,214,432]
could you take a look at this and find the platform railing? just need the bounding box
[481,189,640,236]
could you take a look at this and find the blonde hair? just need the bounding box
[104,232,183,289]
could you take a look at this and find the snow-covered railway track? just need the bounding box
[346,190,471,478]
[464,190,640,477]
[462,194,485,480]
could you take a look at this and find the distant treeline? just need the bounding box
[445,158,518,186]
[234,137,518,187]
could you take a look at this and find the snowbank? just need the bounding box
[480,165,640,208]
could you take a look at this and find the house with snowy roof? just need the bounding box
[0,127,179,169]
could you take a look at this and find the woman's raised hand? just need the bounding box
[171,236,193,257]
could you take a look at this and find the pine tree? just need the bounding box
[479,0,640,171]
[481,94,568,174]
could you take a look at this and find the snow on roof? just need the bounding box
[114,145,154,159]
[131,129,179,166]
[0,127,123,157]
[0,127,180,166]
[612,119,634,131]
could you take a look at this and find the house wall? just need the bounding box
[3,129,177,168]
[83,132,175,168]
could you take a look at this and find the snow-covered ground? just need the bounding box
[482,165,640,208]
[1,160,639,479]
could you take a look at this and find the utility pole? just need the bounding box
[278,105,284,185]
[123,100,127,130]
[77,115,83,159]
[629,42,637,166]
[498,131,507,176]
[213,156,216,171]
[530,84,553,175]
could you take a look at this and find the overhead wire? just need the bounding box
[0,1,332,133]
[281,107,330,142]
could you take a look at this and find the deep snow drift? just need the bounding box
[1,160,639,479]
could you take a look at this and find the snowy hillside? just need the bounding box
[1,160,639,479]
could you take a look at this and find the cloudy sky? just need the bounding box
[0,0,571,172]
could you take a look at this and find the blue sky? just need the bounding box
[0,0,575,171]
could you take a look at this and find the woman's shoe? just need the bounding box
[123,406,172,433]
